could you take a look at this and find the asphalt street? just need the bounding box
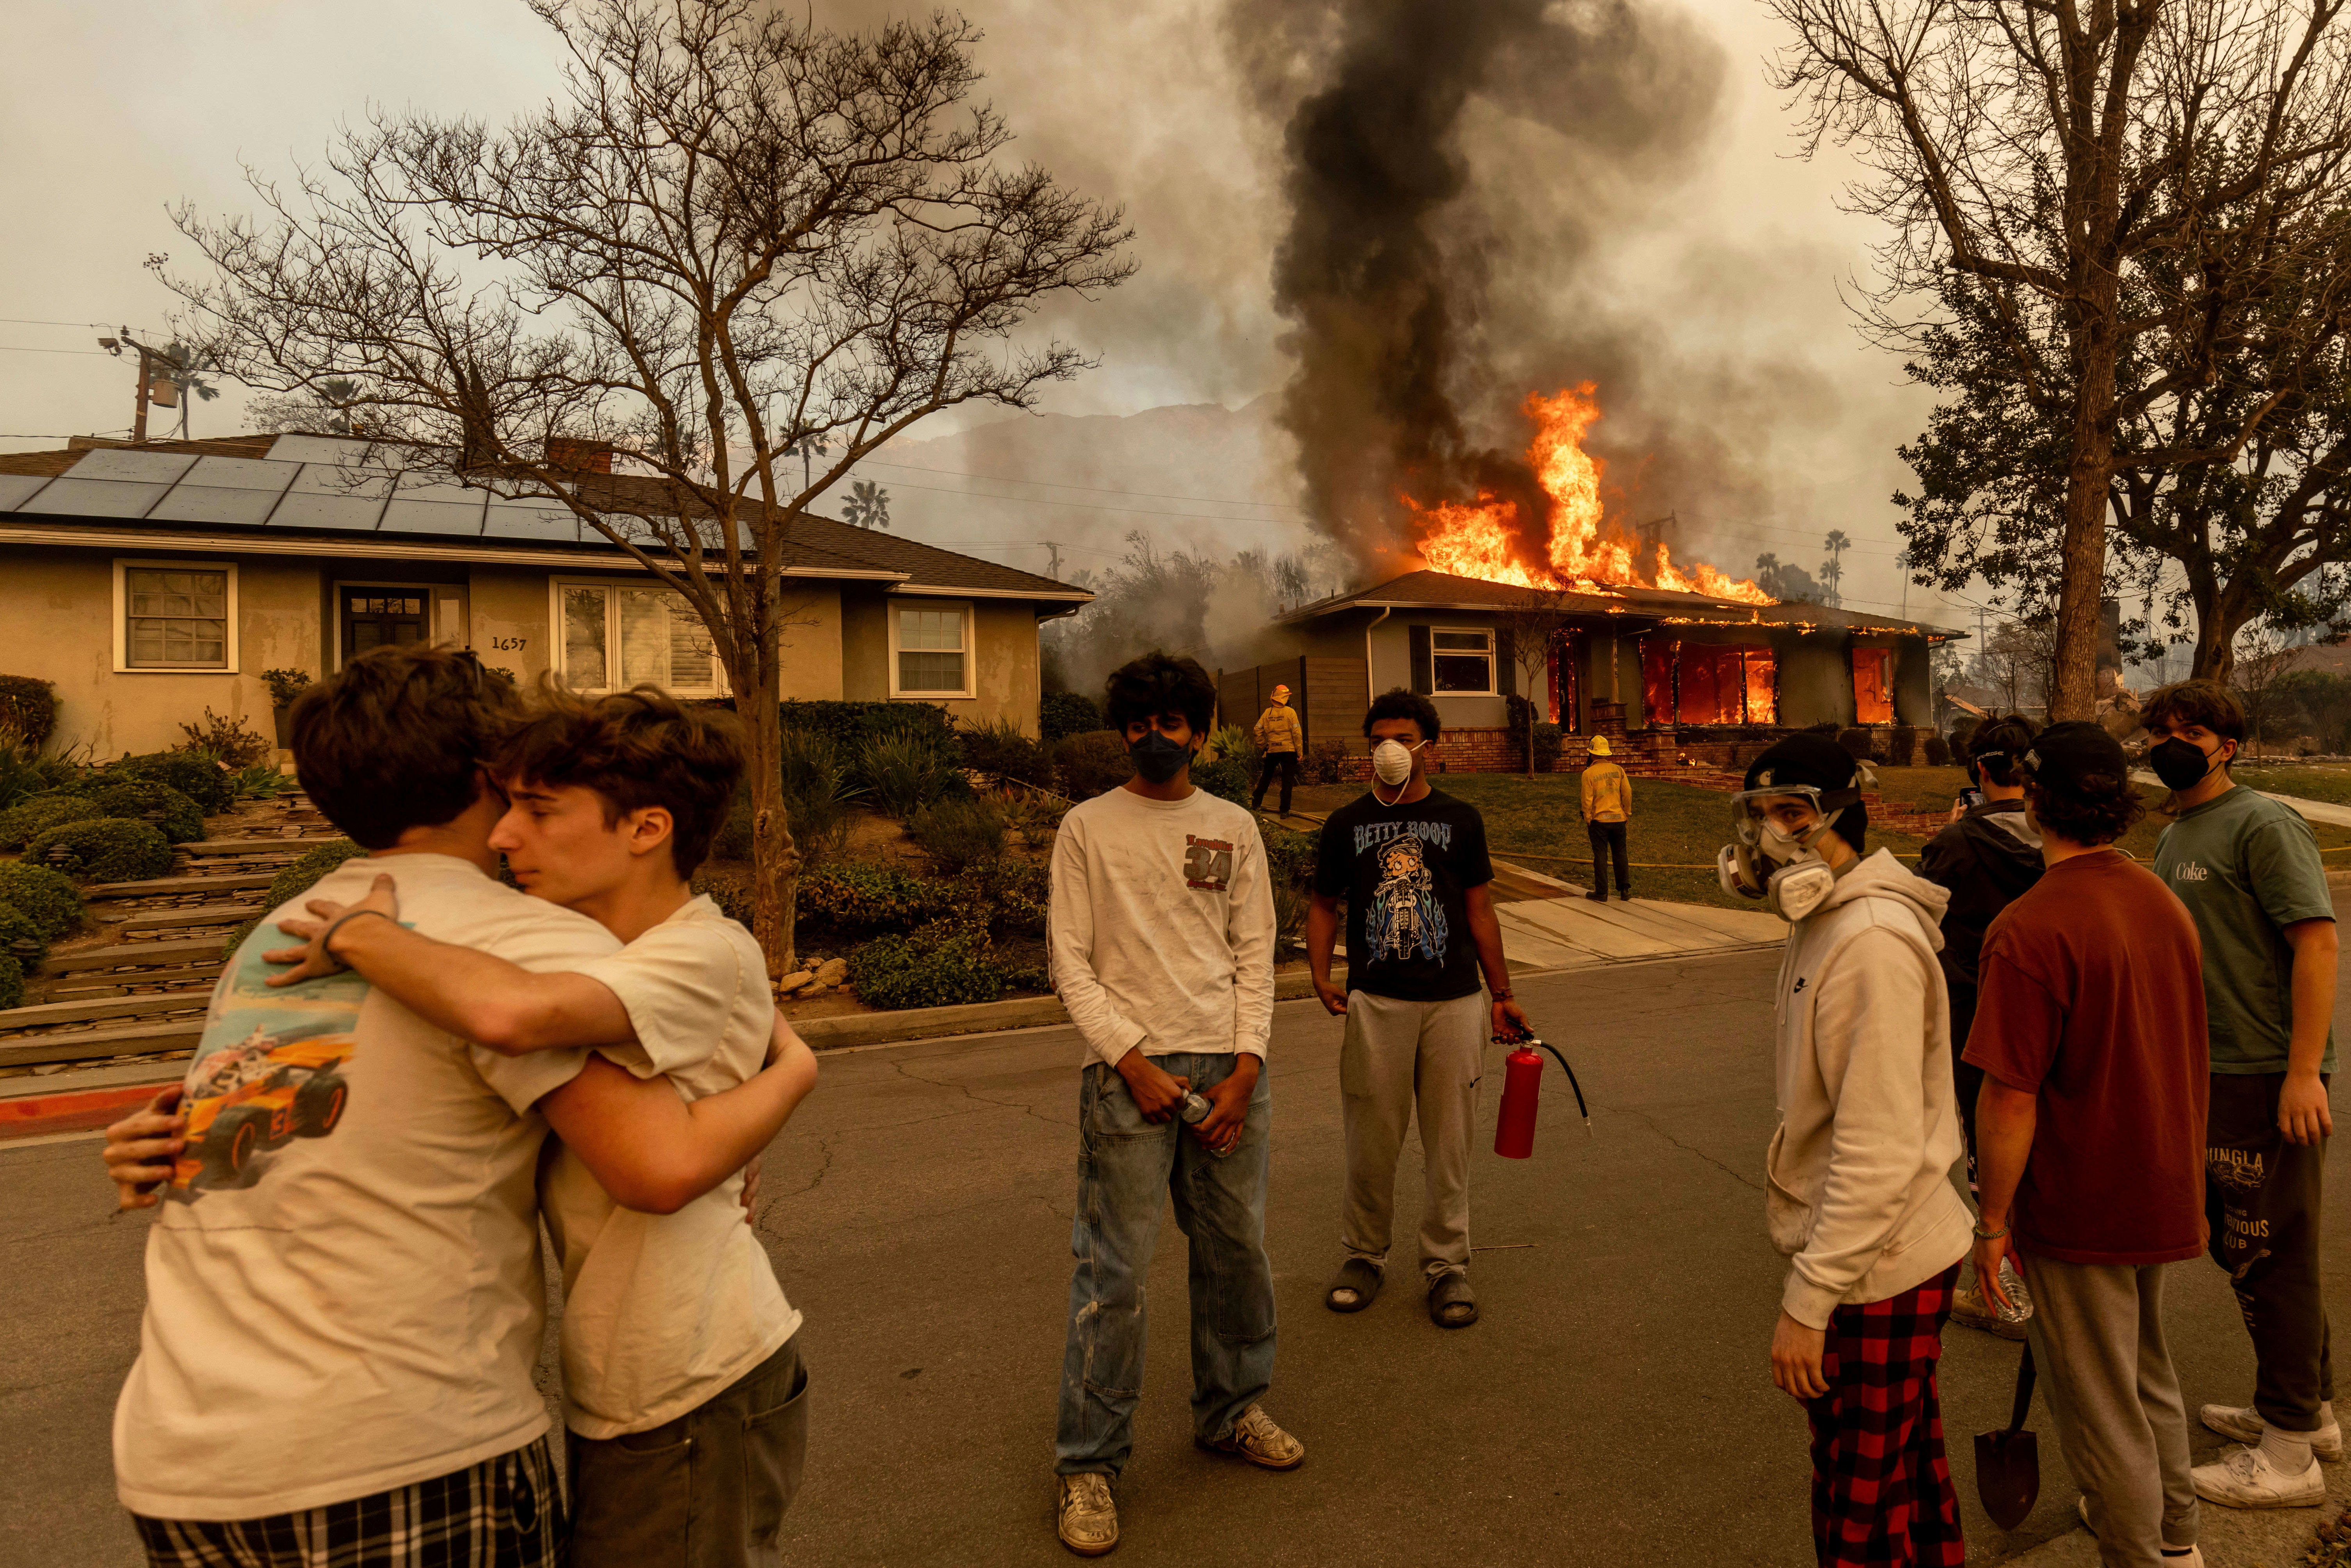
[9,916,2351,1567]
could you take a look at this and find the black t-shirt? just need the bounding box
[1314,787,1493,1002]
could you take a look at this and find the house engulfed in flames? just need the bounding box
[1219,387,1958,773]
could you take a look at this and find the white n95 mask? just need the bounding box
[1372,739,1418,787]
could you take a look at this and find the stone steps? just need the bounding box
[0,1020,204,1069]
[100,902,262,934]
[182,835,341,858]
[83,871,280,901]
[36,937,226,976]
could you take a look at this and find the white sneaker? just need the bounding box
[1055,1472,1118,1556]
[2200,1402,2345,1462]
[2190,1444,2326,1508]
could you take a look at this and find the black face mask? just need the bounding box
[2149,736,2219,792]
[1128,731,1192,785]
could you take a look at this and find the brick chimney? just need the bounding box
[545,437,614,474]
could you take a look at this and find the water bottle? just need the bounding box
[1179,1091,1234,1158]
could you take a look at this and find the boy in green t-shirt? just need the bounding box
[2149,680,2340,1508]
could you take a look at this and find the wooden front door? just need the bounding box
[341,589,429,663]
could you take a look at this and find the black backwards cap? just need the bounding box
[2019,721,2131,799]
[1741,732,1869,853]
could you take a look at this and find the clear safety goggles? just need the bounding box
[1729,785,1833,847]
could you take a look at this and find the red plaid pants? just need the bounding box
[1805,1264,1965,1568]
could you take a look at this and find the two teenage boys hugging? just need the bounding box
[103,645,819,1568]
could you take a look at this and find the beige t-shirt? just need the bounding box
[543,895,797,1439]
[114,854,613,1521]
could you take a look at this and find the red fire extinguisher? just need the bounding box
[1493,1030,1591,1159]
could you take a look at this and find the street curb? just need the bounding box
[0,1082,163,1140]
[795,970,1336,1051]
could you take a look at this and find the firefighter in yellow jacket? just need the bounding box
[1252,684,1305,816]
[1580,735,1634,902]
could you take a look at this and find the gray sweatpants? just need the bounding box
[2023,1258,2197,1566]
[1339,988,1485,1282]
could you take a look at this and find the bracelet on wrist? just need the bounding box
[321,906,397,960]
[1971,1220,2009,1241]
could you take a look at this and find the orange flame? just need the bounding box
[1409,384,1773,605]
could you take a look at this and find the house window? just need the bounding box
[893,605,970,696]
[117,562,236,672]
[555,582,720,694]
[1853,646,1895,724]
[1637,639,1778,725]
[338,587,431,665]
[1430,629,1495,694]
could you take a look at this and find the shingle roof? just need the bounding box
[1282,568,1956,637]
[0,434,1088,600]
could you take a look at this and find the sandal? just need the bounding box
[1428,1272,1479,1329]
[1325,1257,1383,1313]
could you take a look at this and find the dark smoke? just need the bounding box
[1230,0,1733,572]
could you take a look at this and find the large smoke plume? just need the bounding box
[1228,0,1750,576]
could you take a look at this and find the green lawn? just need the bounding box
[1285,769,2351,909]
[2235,764,2351,807]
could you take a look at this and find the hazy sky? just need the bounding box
[0,0,1963,626]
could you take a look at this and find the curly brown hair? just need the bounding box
[2020,722,2146,847]
[493,682,746,876]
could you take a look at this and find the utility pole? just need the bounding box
[1044,540,1064,578]
[97,329,167,442]
[1895,549,1911,620]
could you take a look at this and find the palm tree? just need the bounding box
[1820,529,1850,609]
[841,479,891,530]
[157,342,221,440]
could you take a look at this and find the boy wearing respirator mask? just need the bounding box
[1726,734,1974,1567]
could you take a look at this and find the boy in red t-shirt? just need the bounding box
[1966,722,2210,1566]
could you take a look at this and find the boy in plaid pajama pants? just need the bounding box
[1733,736,1975,1567]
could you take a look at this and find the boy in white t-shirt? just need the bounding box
[256,685,811,1566]
[102,649,811,1568]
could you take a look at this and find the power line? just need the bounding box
[0,315,158,331]
[852,456,1309,512]
[0,344,118,357]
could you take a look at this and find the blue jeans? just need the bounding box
[1054,1053,1277,1477]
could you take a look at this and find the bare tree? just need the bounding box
[1495,587,1574,776]
[166,0,1132,971]
[1770,0,2351,720]
[2232,619,2306,750]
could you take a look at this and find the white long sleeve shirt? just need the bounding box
[1047,784,1277,1070]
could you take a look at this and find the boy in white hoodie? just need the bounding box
[1721,733,1974,1568]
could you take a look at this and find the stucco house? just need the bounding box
[1221,568,1958,771]
[0,433,1088,756]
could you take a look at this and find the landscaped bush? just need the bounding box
[110,750,237,813]
[796,861,955,934]
[24,817,174,883]
[1947,716,1980,753]
[691,868,755,928]
[0,793,101,850]
[1304,738,1348,784]
[0,862,83,940]
[1262,822,1320,888]
[1191,752,1252,806]
[910,796,1006,876]
[1054,731,1132,799]
[1040,691,1102,742]
[176,708,274,770]
[0,952,21,1011]
[854,729,961,818]
[87,781,206,844]
[763,699,957,752]
[1531,721,1564,772]
[779,729,859,865]
[847,931,1010,1010]
[262,668,313,709]
[1923,734,1952,766]
[1835,728,1876,762]
[0,676,58,750]
[1002,790,1068,849]
[0,901,46,965]
[223,839,370,956]
[958,716,1053,787]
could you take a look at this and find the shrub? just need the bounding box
[1192,753,1252,806]
[958,716,1053,787]
[1304,738,1348,784]
[1272,884,1309,954]
[86,781,206,844]
[1040,691,1102,743]
[847,931,1009,1010]
[24,817,174,883]
[1531,721,1564,772]
[0,862,83,940]
[1923,734,1952,767]
[1888,725,1920,765]
[175,708,274,770]
[1054,730,1132,799]
[224,839,371,956]
[910,796,1007,875]
[765,699,957,753]
[691,867,755,927]
[0,901,46,965]
[0,792,101,850]
[0,676,58,749]
[1835,728,1876,762]
[232,763,290,799]
[1002,789,1068,849]
[261,668,313,709]
[111,750,237,813]
[0,731,46,812]
[1208,723,1258,769]
[710,731,861,868]
[1947,715,1980,753]
[797,861,954,935]
[0,952,20,1011]
[1262,822,1320,889]
[855,729,961,818]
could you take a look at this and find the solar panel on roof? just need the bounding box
[379,473,489,536]
[484,498,583,542]
[62,449,200,484]
[176,456,301,491]
[0,474,55,514]
[268,464,395,531]
[265,434,377,466]
[21,476,177,520]
[150,484,294,528]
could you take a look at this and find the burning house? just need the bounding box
[1223,386,1957,772]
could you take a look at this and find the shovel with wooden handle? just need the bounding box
[1975,1344,2040,1530]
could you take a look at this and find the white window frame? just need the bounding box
[1429,625,1497,697]
[888,598,975,699]
[548,577,726,696]
[113,558,239,674]
[331,579,443,671]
